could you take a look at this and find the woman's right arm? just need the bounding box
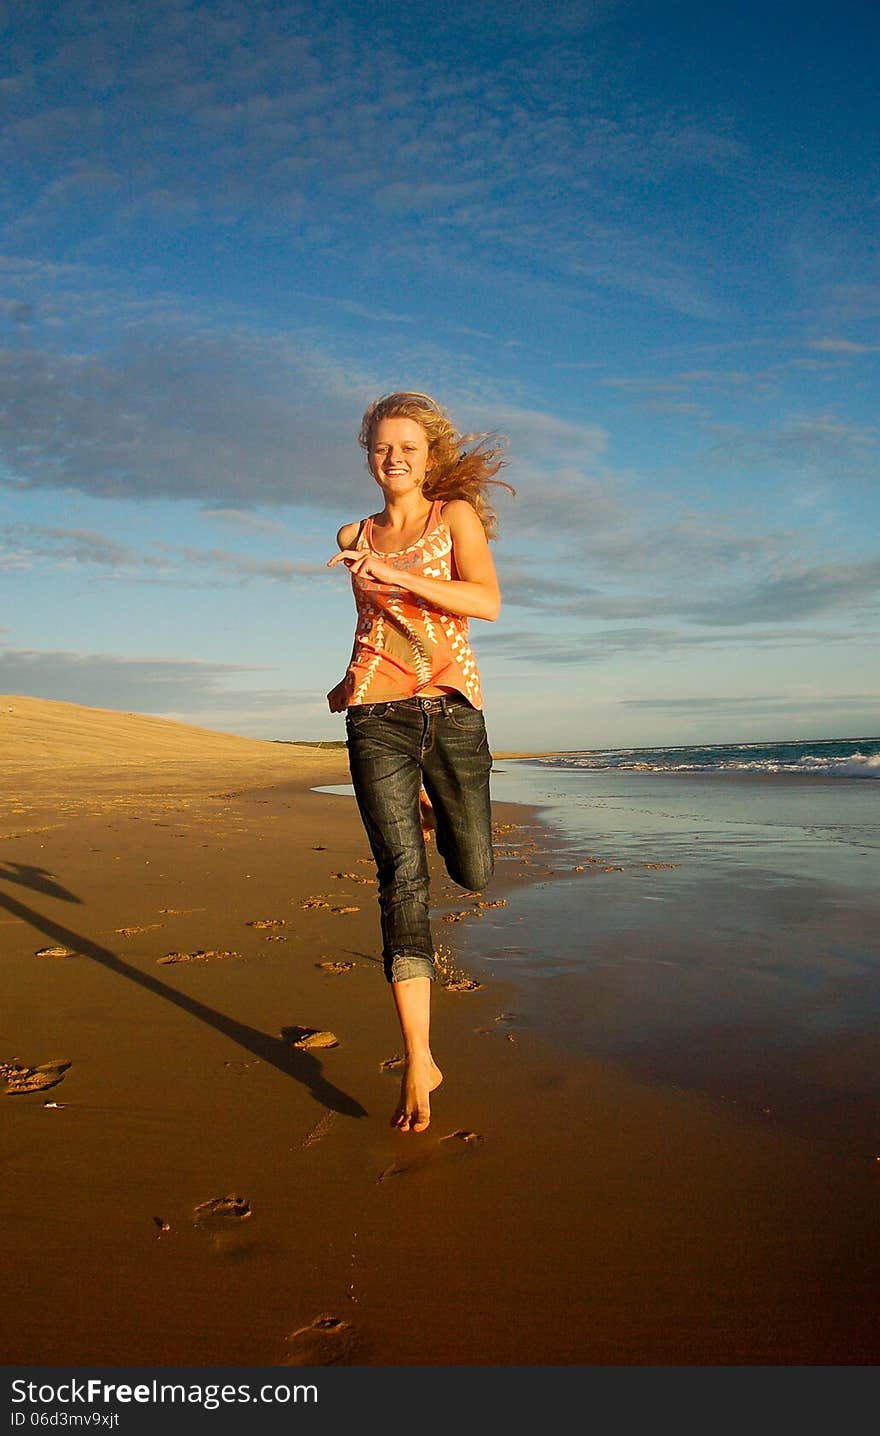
[326,520,361,713]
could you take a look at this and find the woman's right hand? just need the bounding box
[326,679,349,713]
[326,548,397,585]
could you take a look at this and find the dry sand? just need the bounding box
[2,696,879,1367]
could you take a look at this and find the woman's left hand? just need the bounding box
[326,549,396,583]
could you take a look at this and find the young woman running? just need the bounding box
[326,391,511,1133]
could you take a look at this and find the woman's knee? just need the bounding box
[445,847,494,894]
[376,845,430,896]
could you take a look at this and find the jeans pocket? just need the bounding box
[446,700,486,733]
[346,702,391,728]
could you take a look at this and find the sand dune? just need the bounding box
[0,694,341,796]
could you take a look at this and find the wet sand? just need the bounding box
[2,696,880,1366]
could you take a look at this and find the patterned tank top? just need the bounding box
[340,499,483,710]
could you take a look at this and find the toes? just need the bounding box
[391,1104,430,1132]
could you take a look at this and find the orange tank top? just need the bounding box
[340,499,483,710]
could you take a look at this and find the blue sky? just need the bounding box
[1,0,878,751]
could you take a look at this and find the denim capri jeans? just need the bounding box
[345,693,494,983]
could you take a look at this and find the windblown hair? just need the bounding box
[358,391,514,539]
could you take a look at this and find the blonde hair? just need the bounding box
[358,391,514,539]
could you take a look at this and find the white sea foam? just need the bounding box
[536,749,880,777]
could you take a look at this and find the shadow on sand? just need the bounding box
[0,872,367,1120]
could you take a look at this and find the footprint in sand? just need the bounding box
[301,1111,337,1149]
[281,1026,340,1050]
[193,1194,252,1230]
[377,1130,483,1182]
[3,1058,72,1095]
[331,905,360,915]
[475,1011,525,1042]
[115,923,165,936]
[158,949,243,964]
[247,918,286,929]
[299,896,331,910]
[284,1315,356,1366]
[379,1053,405,1073]
[316,960,355,975]
[223,1058,262,1076]
[34,945,77,959]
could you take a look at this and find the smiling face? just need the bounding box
[369,416,432,495]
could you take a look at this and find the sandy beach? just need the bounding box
[2,696,880,1367]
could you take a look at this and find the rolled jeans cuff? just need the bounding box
[386,950,437,984]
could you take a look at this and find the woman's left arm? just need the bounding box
[326,500,502,621]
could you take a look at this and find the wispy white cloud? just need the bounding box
[706,413,878,478]
[622,691,879,713]
[479,622,869,664]
[0,324,369,506]
[0,645,269,712]
[1,0,752,320]
[601,342,880,412]
[687,556,880,626]
[0,283,623,526]
[808,337,880,355]
[201,508,284,532]
[178,546,321,584]
[816,284,880,323]
[496,545,880,629]
[5,525,148,569]
[0,547,33,571]
[1,522,326,587]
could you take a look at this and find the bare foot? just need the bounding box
[391,1054,443,1133]
[419,789,436,845]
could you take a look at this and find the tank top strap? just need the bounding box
[420,498,446,543]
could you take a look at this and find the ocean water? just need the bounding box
[527,734,880,779]
[446,738,880,1142]
[487,735,880,895]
